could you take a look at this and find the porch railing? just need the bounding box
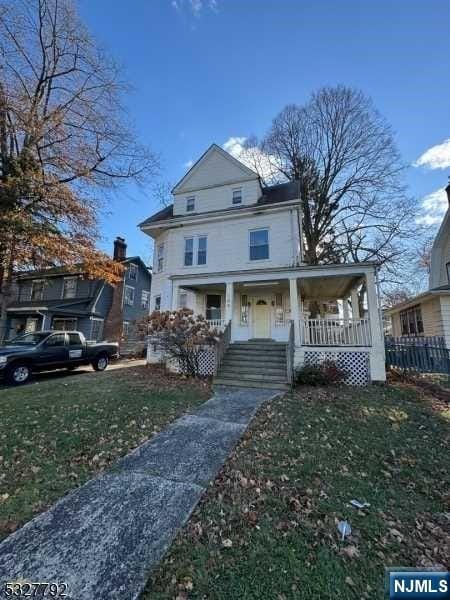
[214,320,231,375]
[300,317,371,346]
[206,319,226,331]
[286,320,295,385]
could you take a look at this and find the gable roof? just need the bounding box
[171,143,259,194]
[139,180,300,228]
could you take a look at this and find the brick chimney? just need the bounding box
[113,236,127,261]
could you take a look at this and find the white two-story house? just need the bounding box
[139,144,385,386]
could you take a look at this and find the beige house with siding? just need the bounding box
[388,182,450,347]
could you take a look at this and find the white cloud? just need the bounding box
[183,159,194,169]
[170,0,218,16]
[222,136,283,184]
[416,188,448,225]
[414,139,450,170]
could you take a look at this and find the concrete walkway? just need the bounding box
[0,386,279,600]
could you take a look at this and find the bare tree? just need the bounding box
[0,0,158,336]
[244,86,418,284]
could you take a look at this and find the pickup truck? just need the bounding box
[0,331,119,385]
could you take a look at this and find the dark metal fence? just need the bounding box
[385,336,450,374]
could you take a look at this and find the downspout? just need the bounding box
[375,267,384,337]
[37,311,46,331]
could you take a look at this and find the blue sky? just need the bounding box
[78,0,450,262]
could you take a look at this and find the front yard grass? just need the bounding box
[147,384,449,599]
[0,365,210,540]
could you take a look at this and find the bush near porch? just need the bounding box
[146,384,449,599]
[0,365,210,540]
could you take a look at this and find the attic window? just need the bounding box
[232,188,242,205]
[186,196,195,212]
[447,262,450,283]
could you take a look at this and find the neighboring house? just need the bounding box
[139,143,385,384]
[388,182,450,347]
[4,237,151,344]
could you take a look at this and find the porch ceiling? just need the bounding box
[299,275,362,300]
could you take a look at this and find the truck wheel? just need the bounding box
[6,363,32,385]
[92,354,108,371]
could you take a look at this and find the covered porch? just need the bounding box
[168,262,385,382]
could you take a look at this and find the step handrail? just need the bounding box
[214,320,232,375]
[286,320,295,385]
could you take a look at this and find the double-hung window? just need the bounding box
[157,243,164,272]
[128,263,138,281]
[31,280,44,301]
[154,295,161,311]
[184,238,194,266]
[62,276,77,299]
[184,236,207,266]
[197,236,207,265]
[124,285,135,306]
[141,290,150,310]
[399,305,424,335]
[249,229,269,260]
[186,196,195,212]
[232,188,242,204]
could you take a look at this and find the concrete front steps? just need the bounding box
[214,340,289,390]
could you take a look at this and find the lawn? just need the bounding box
[146,384,449,600]
[0,365,210,540]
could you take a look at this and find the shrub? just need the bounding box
[295,360,347,386]
[137,309,222,377]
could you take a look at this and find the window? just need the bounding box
[141,290,150,310]
[124,285,135,306]
[186,196,195,212]
[400,305,424,335]
[154,295,161,311]
[197,236,207,265]
[90,319,103,341]
[232,188,242,204]
[240,294,249,325]
[275,293,284,325]
[128,263,138,281]
[249,229,269,260]
[206,294,221,321]
[68,332,82,345]
[447,262,450,283]
[157,243,164,272]
[179,292,188,309]
[52,318,77,331]
[62,277,77,299]
[123,321,130,337]
[31,280,44,301]
[184,238,194,266]
[184,236,207,267]
[45,333,66,347]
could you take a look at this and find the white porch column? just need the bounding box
[351,288,360,319]
[342,298,349,322]
[225,281,234,324]
[366,269,386,382]
[289,278,301,346]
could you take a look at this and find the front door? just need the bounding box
[254,299,270,338]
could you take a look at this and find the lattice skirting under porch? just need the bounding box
[303,351,370,386]
[166,348,216,376]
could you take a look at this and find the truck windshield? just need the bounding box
[10,332,49,345]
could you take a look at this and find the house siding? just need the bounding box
[150,208,300,311]
[390,297,444,339]
[173,179,261,216]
